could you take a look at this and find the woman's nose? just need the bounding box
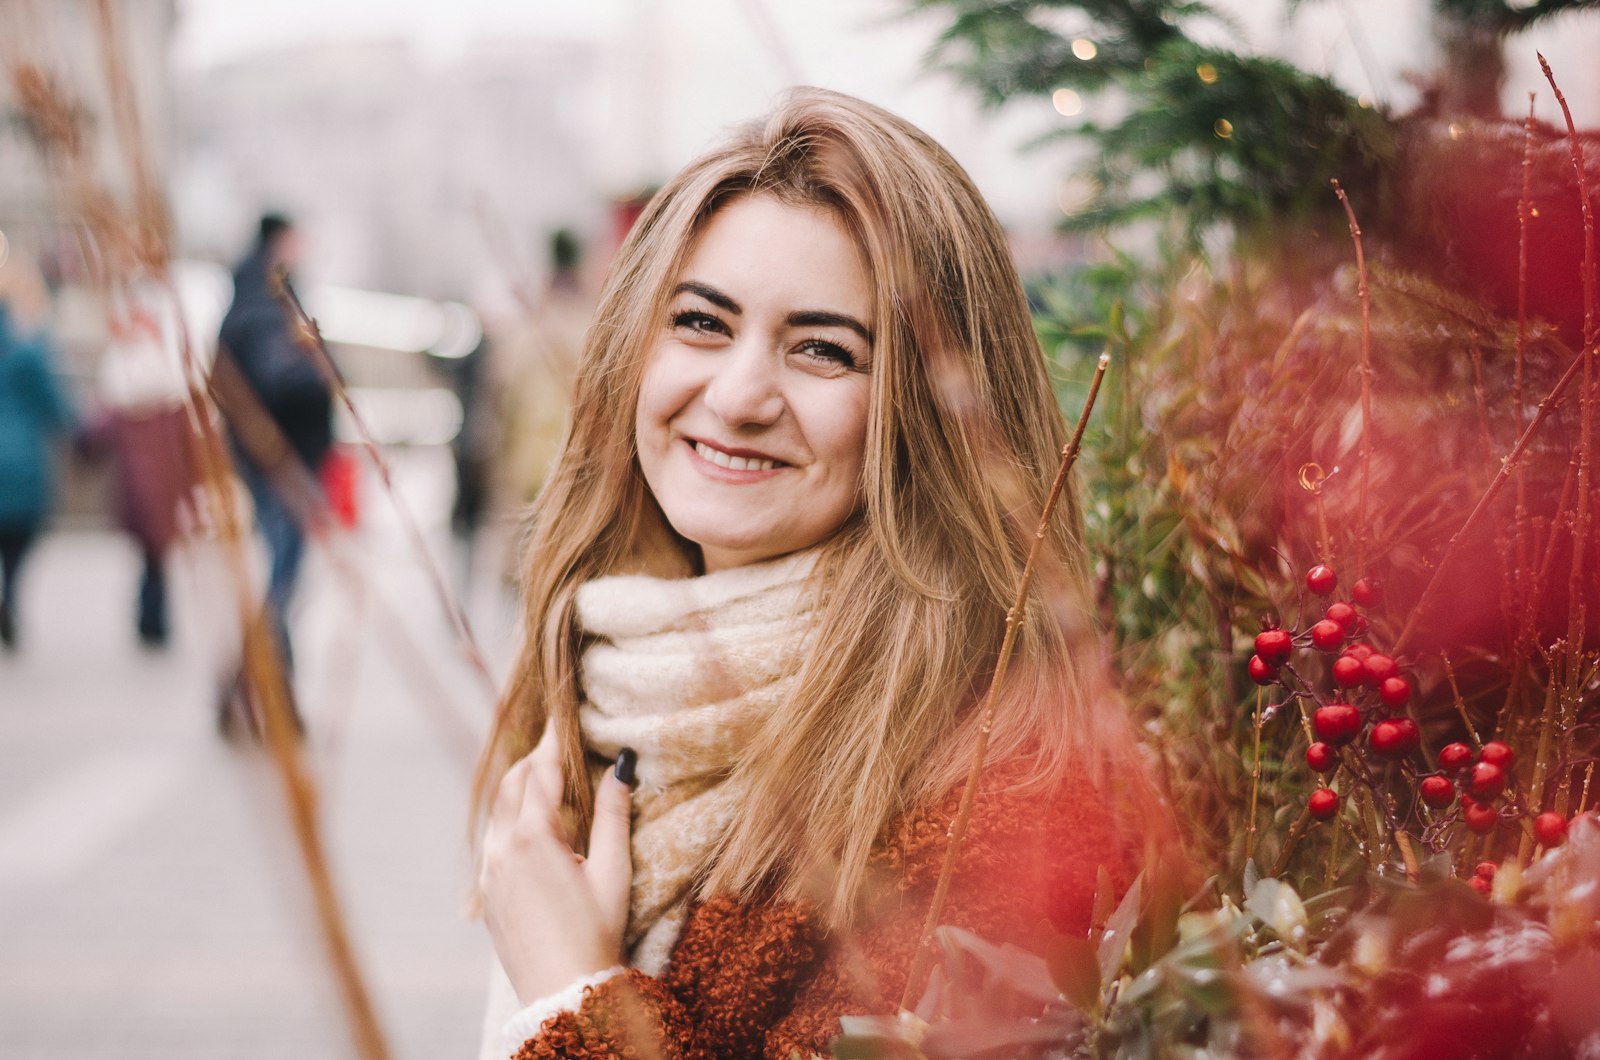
[701,339,783,427]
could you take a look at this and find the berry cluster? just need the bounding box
[1429,740,1518,834]
[1246,563,1574,876]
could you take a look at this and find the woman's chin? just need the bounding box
[683,533,792,573]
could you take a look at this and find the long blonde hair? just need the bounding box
[476,87,1138,925]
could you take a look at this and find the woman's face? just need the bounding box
[635,194,874,572]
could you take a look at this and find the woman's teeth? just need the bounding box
[695,441,776,471]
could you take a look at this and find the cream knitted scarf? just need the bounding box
[575,548,818,974]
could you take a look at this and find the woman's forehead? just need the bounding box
[670,195,874,323]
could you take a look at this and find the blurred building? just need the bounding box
[173,36,607,301]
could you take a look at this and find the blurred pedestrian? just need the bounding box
[213,213,331,731]
[444,324,490,552]
[0,243,76,650]
[88,258,219,646]
[485,227,591,576]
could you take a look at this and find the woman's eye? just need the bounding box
[671,310,727,336]
[797,340,859,370]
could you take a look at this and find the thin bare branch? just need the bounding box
[899,352,1111,1011]
[271,274,498,700]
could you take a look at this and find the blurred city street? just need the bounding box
[0,452,515,1059]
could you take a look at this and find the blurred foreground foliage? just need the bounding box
[838,820,1600,1056]
[842,0,1600,1055]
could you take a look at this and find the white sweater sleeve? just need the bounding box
[496,965,627,1055]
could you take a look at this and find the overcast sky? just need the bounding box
[174,0,629,69]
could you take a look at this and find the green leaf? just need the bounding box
[1098,873,1144,982]
[922,1016,1081,1056]
[1092,863,1118,930]
[1243,877,1308,948]
[1130,857,1185,974]
[1045,934,1103,1014]
[934,926,1059,1004]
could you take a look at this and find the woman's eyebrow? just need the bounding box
[787,310,873,345]
[673,281,740,314]
[674,281,873,344]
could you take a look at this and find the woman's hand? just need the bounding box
[479,735,636,1003]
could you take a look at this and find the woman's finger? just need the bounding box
[529,729,567,833]
[487,753,533,839]
[517,748,566,839]
[583,750,637,939]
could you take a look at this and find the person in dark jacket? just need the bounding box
[0,290,76,650]
[215,213,331,730]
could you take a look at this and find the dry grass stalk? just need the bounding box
[92,0,166,260]
[1538,53,1597,817]
[1246,687,1264,861]
[1271,800,1315,878]
[8,28,395,1060]
[270,275,498,698]
[1494,97,1545,746]
[1390,341,1591,658]
[1330,180,1373,573]
[898,351,1110,1012]
[1441,653,1483,749]
[1522,678,1565,864]
[1515,94,1536,582]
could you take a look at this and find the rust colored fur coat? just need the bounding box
[512,760,1129,1059]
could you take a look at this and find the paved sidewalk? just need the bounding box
[0,513,518,1059]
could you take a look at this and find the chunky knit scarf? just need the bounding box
[575,548,818,974]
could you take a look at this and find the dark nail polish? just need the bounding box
[614,747,638,787]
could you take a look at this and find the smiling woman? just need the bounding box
[472,87,1165,1059]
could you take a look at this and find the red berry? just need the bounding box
[1378,676,1412,709]
[1332,654,1366,688]
[1306,742,1339,773]
[1467,874,1492,895]
[1479,741,1515,769]
[1247,654,1277,685]
[1464,798,1500,834]
[1363,653,1399,685]
[1324,601,1358,632]
[1308,788,1340,820]
[1311,619,1346,651]
[1306,564,1337,597]
[1254,628,1293,666]
[1352,577,1384,608]
[1369,717,1420,759]
[1419,775,1455,808]
[1468,761,1506,797]
[1474,861,1497,879]
[1534,812,1568,847]
[1438,742,1474,772]
[1313,703,1362,745]
[1345,643,1374,662]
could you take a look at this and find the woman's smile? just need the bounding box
[685,437,785,476]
